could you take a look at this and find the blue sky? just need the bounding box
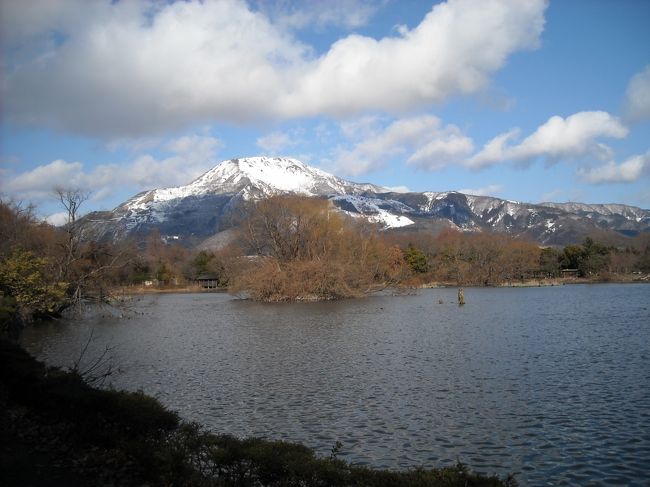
[1,0,649,223]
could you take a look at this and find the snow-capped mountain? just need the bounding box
[126,156,383,212]
[85,157,386,240]
[83,156,650,245]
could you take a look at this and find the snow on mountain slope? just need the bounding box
[540,202,650,223]
[465,194,534,227]
[126,157,384,212]
[342,208,414,228]
[84,156,650,244]
[331,195,414,229]
[101,156,409,235]
[420,192,449,212]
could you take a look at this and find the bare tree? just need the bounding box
[231,195,408,301]
[70,328,118,386]
[54,188,130,308]
[55,187,90,282]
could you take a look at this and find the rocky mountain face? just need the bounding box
[82,156,650,246]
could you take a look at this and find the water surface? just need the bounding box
[20,284,650,485]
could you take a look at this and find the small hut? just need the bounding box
[561,269,579,279]
[195,274,220,289]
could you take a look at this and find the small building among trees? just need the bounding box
[561,268,579,279]
[194,274,221,289]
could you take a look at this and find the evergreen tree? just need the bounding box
[403,243,429,274]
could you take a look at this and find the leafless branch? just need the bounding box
[70,328,120,386]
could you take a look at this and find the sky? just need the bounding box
[1,0,649,224]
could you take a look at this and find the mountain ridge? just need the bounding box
[83,156,650,246]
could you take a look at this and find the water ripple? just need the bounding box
[20,284,650,486]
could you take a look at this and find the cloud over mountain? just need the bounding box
[469,111,628,168]
[1,0,547,137]
[0,133,222,202]
[578,150,650,184]
[332,115,473,176]
[623,65,650,123]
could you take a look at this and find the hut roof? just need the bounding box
[195,274,220,280]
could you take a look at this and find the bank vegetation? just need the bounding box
[1,339,515,486]
[2,194,650,323]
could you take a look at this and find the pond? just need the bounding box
[20,284,650,485]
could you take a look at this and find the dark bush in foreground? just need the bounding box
[0,339,515,486]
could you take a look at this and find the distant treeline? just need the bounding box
[2,195,650,324]
[384,231,650,286]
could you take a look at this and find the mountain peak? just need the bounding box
[192,156,310,189]
[123,156,385,212]
[198,156,342,196]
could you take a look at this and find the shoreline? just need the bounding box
[112,275,650,300]
[0,339,514,486]
[112,285,229,296]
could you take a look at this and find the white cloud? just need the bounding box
[106,136,163,154]
[333,115,473,176]
[511,112,627,160]
[577,150,650,184]
[623,65,650,123]
[0,0,93,46]
[127,134,222,189]
[166,134,222,161]
[2,1,308,136]
[7,160,85,200]
[0,133,222,203]
[470,111,628,168]
[407,128,474,170]
[257,131,293,154]
[45,211,69,227]
[254,0,380,30]
[1,0,548,137]
[340,116,384,139]
[457,184,503,196]
[280,0,547,119]
[466,128,519,169]
[384,185,410,193]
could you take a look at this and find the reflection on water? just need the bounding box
[20,284,650,485]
